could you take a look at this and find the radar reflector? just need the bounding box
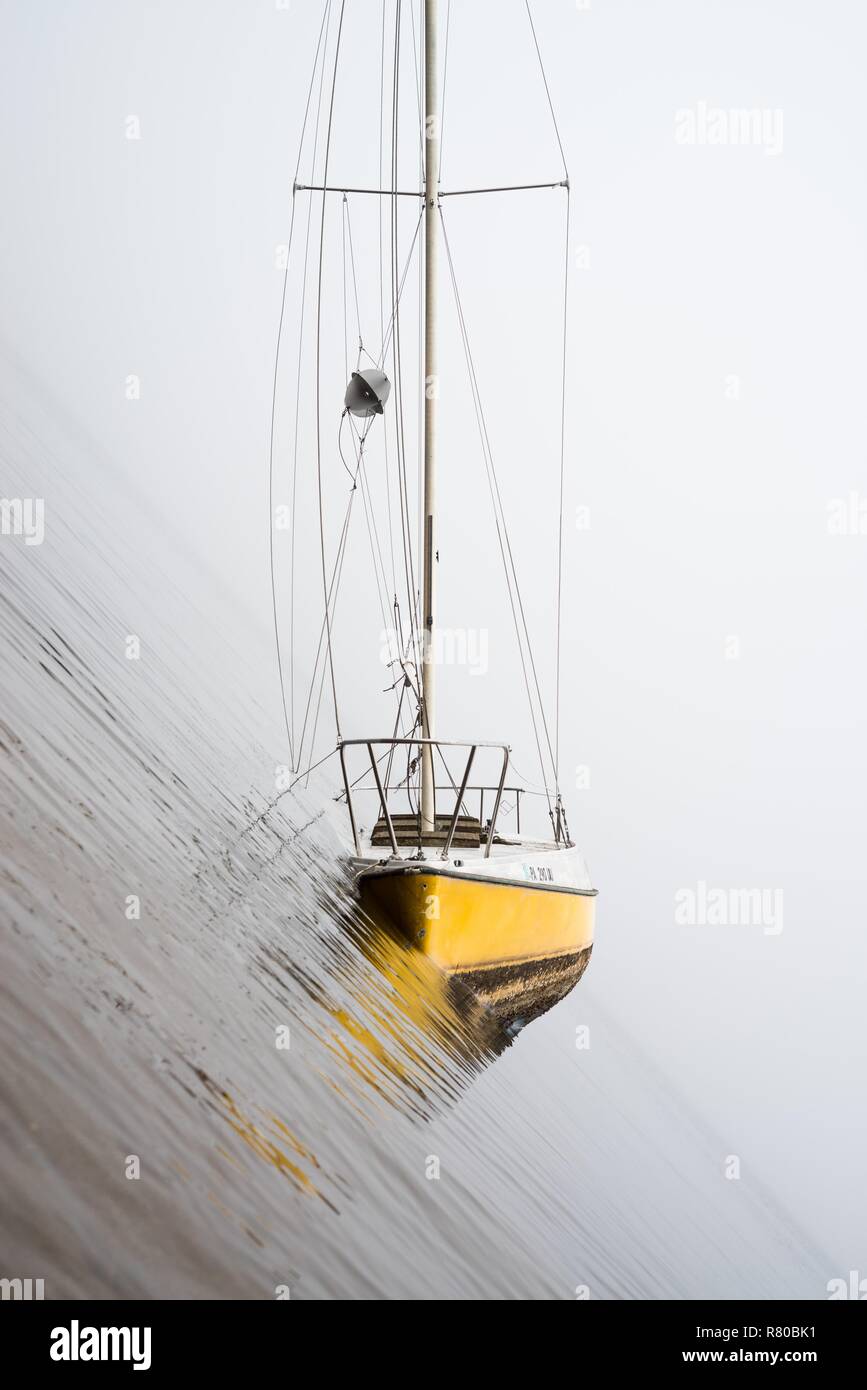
[344,368,391,419]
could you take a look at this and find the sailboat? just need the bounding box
[275,1,596,1010]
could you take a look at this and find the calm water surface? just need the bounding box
[0,379,827,1298]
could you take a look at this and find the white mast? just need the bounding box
[420,0,439,834]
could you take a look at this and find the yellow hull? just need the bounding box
[359,866,595,974]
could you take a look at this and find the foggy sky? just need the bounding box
[1,0,865,1271]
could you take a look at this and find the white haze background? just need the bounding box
[1,0,865,1273]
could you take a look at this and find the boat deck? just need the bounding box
[351,832,594,894]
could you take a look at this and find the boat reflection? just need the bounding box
[188,879,592,1216]
[336,893,592,1081]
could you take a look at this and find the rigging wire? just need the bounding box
[298,4,426,787]
[344,412,399,667]
[376,207,424,368]
[439,0,452,180]
[339,178,408,742]
[333,727,416,803]
[341,195,349,379]
[325,179,403,763]
[296,483,355,769]
[416,0,425,675]
[407,0,426,171]
[524,0,569,181]
[336,411,358,484]
[439,204,560,821]
[302,6,425,784]
[288,11,335,769]
[313,0,348,742]
[286,744,339,792]
[555,184,570,796]
[276,1,572,836]
[341,194,366,363]
[389,0,424,720]
[268,0,331,770]
[524,0,571,827]
[378,0,398,599]
[355,444,398,636]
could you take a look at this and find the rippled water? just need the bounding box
[0,375,829,1299]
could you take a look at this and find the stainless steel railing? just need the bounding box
[338,737,510,860]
